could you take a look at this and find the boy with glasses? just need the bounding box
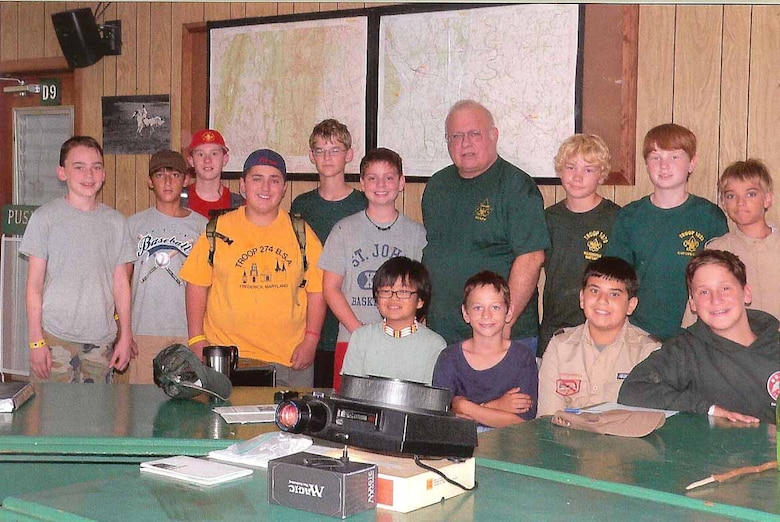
[291,119,367,387]
[319,147,426,390]
[341,256,446,385]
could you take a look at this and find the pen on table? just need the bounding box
[685,461,776,491]
[564,408,582,414]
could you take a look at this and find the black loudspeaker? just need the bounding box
[51,8,104,68]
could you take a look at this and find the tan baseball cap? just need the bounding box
[551,409,666,438]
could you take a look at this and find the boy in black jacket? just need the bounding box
[618,249,779,424]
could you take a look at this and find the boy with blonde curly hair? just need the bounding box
[539,134,620,354]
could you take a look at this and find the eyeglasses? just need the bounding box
[445,130,485,145]
[312,148,347,157]
[375,289,418,300]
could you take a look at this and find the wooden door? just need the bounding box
[0,71,74,207]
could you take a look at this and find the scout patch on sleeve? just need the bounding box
[767,371,780,401]
[556,378,581,397]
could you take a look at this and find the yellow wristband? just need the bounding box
[29,339,47,349]
[188,335,207,347]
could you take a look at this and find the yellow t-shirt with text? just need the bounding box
[180,208,323,364]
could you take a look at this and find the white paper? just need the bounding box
[213,404,277,424]
[140,455,253,486]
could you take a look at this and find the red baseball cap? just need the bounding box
[188,129,228,153]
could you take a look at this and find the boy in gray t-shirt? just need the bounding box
[20,136,136,383]
[126,150,207,384]
[318,147,427,391]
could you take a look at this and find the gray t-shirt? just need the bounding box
[128,207,207,336]
[318,211,427,342]
[19,198,136,344]
[341,322,446,385]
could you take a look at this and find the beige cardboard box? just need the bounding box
[311,446,475,513]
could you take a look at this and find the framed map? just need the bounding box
[209,15,368,175]
[378,4,580,179]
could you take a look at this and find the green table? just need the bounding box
[0,464,735,521]
[0,383,291,500]
[475,413,779,521]
[0,383,297,459]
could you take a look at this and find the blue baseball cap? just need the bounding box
[242,149,287,180]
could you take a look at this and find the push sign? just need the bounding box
[2,205,38,235]
[40,78,61,106]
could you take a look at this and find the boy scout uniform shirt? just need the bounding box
[179,208,323,365]
[537,320,660,417]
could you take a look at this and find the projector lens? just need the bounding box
[276,402,302,431]
[275,399,328,433]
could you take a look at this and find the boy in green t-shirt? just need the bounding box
[606,124,728,341]
[540,134,620,354]
[291,119,367,387]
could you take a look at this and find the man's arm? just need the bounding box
[185,283,209,360]
[26,256,51,379]
[110,263,133,371]
[290,291,326,370]
[322,270,363,333]
[504,250,544,338]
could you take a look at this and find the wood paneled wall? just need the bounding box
[1,3,779,227]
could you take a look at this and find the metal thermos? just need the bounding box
[203,345,238,378]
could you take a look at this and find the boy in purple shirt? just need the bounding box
[433,271,538,427]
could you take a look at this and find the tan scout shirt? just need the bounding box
[537,321,660,417]
[682,226,780,327]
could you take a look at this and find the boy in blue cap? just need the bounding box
[180,149,325,386]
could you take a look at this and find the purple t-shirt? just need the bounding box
[432,340,538,420]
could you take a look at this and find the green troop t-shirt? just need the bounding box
[540,198,620,353]
[291,188,367,352]
[605,195,728,341]
[422,157,550,344]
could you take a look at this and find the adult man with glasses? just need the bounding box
[422,100,550,356]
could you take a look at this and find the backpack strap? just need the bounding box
[205,214,234,266]
[291,213,308,288]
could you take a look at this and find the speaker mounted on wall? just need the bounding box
[51,8,122,69]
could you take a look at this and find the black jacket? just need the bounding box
[618,309,779,423]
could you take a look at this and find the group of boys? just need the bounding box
[538,123,778,425]
[21,98,779,427]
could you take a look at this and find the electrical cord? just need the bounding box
[413,455,478,491]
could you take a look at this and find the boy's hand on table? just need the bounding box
[712,405,760,424]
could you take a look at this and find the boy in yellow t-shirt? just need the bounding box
[180,149,326,387]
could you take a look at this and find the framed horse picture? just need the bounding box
[102,94,171,155]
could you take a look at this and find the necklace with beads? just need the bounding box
[365,210,399,231]
[383,319,419,338]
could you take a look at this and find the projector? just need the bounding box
[275,375,477,458]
